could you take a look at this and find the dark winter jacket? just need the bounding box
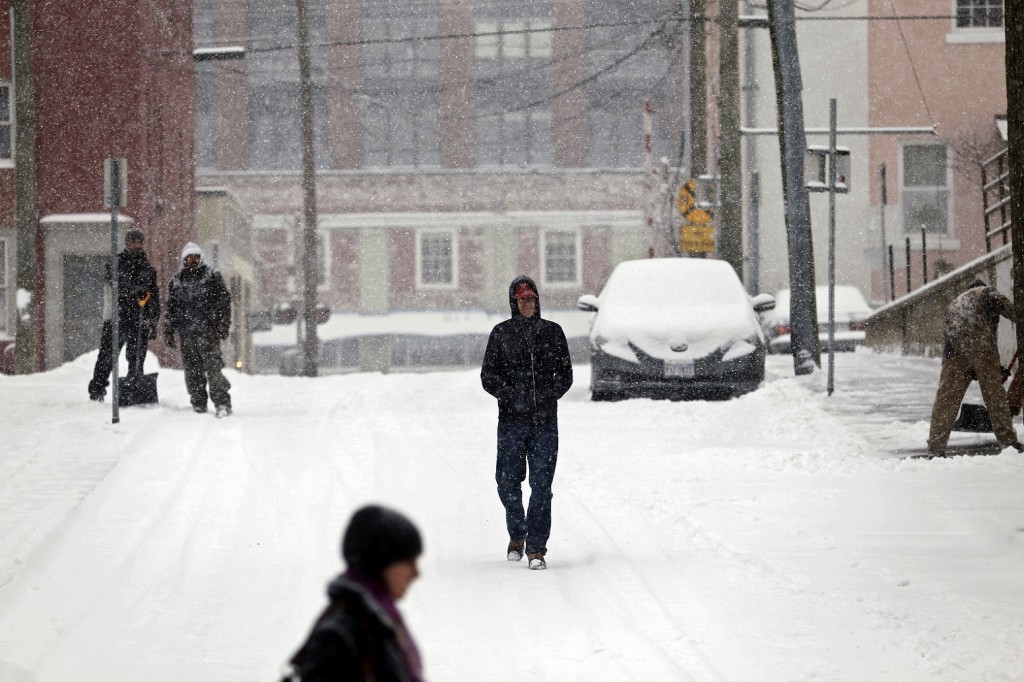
[942,285,1014,359]
[165,263,231,339]
[289,573,422,682]
[108,249,161,324]
[481,275,573,424]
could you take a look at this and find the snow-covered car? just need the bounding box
[767,285,873,354]
[577,258,776,401]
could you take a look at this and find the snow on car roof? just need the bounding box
[772,285,871,319]
[602,258,748,307]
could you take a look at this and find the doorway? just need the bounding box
[63,255,107,362]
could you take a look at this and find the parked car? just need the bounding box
[767,285,872,354]
[577,258,775,401]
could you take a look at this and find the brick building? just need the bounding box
[0,0,196,371]
[194,0,686,371]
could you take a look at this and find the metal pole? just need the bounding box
[744,0,760,292]
[888,244,896,301]
[643,97,657,253]
[905,236,912,293]
[920,226,928,284]
[827,99,836,396]
[110,201,120,424]
[879,164,889,302]
[295,0,319,377]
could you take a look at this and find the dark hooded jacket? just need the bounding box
[108,249,161,324]
[289,573,421,682]
[481,275,573,424]
[165,262,231,339]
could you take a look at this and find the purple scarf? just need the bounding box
[345,570,424,682]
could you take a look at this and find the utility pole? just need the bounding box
[719,0,743,279]
[295,0,319,377]
[766,0,818,374]
[12,0,36,374]
[690,0,707,175]
[1007,0,1024,360]
[742,0,760,292]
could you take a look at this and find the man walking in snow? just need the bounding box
[927,279,1023,455]
[164,242,233,417]
[88,228,161,402]
[481,276,573,570]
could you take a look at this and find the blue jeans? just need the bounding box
[496,419,558,556]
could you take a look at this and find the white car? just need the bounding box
[577,258,775,401]
[767,285,873,354]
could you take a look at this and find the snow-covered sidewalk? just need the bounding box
[1,351,1023,681]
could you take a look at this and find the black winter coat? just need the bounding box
[109,249,161,324]
[165,263,231,339]
[481,275,573,424]
[290,575,418,682]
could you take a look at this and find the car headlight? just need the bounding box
[721,336,758,362]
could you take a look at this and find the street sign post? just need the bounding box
[104,157,126,423]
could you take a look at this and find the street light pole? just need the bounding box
[12,0,37,374]
[1005,0,1024,363]
[295,0,319,377]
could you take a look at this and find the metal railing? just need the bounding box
[982,147,1012,252]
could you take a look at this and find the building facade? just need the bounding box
[0,0,197,371]
[867,0,1006,301]
[194,0,687,372]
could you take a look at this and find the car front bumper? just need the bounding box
[591,346,765,397]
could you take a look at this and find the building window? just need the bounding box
[955,0,1003,28]
[475,20,553,59]
[902,144,950,236]
[416,229,458,289]
[542,229,581,287]
[0,83,11,162]
[477,109,553,166]
[362,1,442,168]
[0,238,7,331]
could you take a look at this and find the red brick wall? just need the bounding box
[328,229,359,311]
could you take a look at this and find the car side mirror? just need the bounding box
[577,294,599,312]
[751,293,776,313]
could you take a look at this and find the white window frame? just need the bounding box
[900,142,953,240]
[0,237,7,332]
[475,19,554,59]
[947,0,1005,43]
[0,82,12,166]
[415,228,459,290]
[540,228,582,288]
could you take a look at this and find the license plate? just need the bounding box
[664,360,695,378]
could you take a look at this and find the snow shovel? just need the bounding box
[951,352,1017,433]
[118,297,158,407]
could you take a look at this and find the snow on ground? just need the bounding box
[1,351,1024,681]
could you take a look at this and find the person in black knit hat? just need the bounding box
[284,505,425,682]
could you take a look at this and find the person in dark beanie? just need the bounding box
[481,276,573,570]
[927,278,1023,455]
[284,505,425,682]
[88,228,161,401]
[164,242,233,416]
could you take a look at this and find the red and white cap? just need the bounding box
[514,282,538,299]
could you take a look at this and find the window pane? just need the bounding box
[903,146,947,187]
[421,233,453,285]
[0,86,9,121]
[477,21,499,58]
[504,22,527,58]
[529,21,553,58]
[903,190,949,234]
[0,127,10,160]
[545,231,577,283]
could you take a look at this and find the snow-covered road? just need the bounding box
[2,351,1023,681]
